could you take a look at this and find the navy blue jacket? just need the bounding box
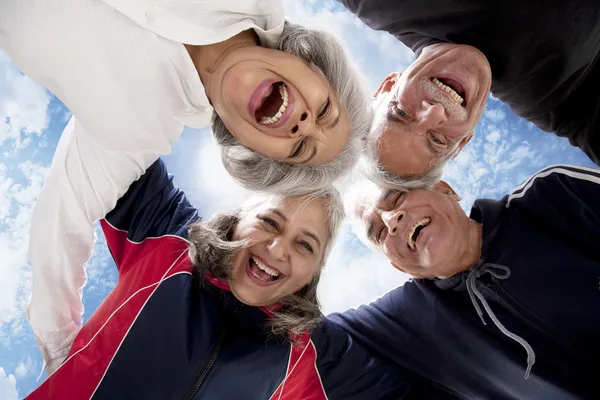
[331,165,600,399]
[27,159,440,400]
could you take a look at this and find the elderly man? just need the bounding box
[329,164,600,399]
[338,0,600,186]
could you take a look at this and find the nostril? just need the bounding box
[391,227,397,234]
[292,125,299,134]
[300,112,308,121]
[397,214,402,222]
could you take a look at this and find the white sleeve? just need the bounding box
[26,117,175,374]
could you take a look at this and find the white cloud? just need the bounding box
[0,367,18,400]
[319,223,410,314]
[485,108,506,123]
[14,357,34,379]
[195,135,252,216]
[0,51,50,148]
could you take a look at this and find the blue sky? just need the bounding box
[0,0,595,398]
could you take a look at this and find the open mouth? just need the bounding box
[407,217,431,250]
[254,82,289,125]
[248,256,283,284]
[431,78,466,106]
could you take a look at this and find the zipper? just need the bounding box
[181,327,228,400]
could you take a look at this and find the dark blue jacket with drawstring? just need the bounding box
[330,164,600,400]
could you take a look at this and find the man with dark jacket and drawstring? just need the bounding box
[338,0,600,186]
[330,164,600,399]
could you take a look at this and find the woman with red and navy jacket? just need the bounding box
[26,152,444,399]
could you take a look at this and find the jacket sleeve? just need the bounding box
[504,164,600,244]
[26,117,184,375]
[321,288,457,399]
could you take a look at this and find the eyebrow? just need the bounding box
[272,209,322,249]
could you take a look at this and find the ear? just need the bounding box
[451,131,475,159]
[433,180,461,201]
[374,72,401,98]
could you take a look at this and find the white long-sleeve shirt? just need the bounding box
[0,0,284,374]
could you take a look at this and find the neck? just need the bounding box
[185,30,259,85]
[452,219,483,276]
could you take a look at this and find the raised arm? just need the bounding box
[27,117,176,374]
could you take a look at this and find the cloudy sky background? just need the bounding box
[0,0,596,398]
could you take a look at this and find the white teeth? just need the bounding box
[431,78,464,105]
[251,257,280,277]
[260,84,289,125]
[407,217,431,250]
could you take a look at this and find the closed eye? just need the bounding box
[376,226,385,244]
[289,138,307,159]
[318,97,331,120]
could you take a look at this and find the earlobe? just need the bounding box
[374,72,401,98]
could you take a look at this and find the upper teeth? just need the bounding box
[260,84,289,125]
[407,217,431,250]
[432,78,464,105]
[252,257,280,277]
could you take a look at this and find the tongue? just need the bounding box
[255,83,283,122]
[250,260,274,282]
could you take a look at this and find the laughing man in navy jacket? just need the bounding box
[330,164,600,399]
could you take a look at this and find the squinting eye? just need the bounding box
[432,135,443,145]
[261,217,279,231]
[318,97,331,119]
[299,241,314,253]
[397,108,407,118]
[290,138,306,158]
[376,227,385,244]
[394,192,405,206]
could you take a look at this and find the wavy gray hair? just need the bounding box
[211,21,371,195]
[187,187,344,339]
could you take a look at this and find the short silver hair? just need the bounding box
[211,21,371,195]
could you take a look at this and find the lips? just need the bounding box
[248,80,294,129]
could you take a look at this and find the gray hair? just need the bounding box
[211,21,371,195]
[187,187,344,339]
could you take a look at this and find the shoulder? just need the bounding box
[506,164,600,208]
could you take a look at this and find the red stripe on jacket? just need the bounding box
[26,221,192,399]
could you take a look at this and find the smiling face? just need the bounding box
[229,196,331,307]
[357,181,481,278]
[370,43,492,178]
[207,45,350,166]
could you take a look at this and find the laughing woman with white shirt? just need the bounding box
[0,0,369,374]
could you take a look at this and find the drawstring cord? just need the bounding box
[466,263,536,379]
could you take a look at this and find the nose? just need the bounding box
[267,237,289,260]
[381,209,405,236]
[417,102,447,132]
[290,111,314,136]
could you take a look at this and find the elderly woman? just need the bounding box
[0,0,368,192]
[25,156,422,399]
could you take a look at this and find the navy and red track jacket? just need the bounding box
[26,159,428,400]
[331,165,600,399]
